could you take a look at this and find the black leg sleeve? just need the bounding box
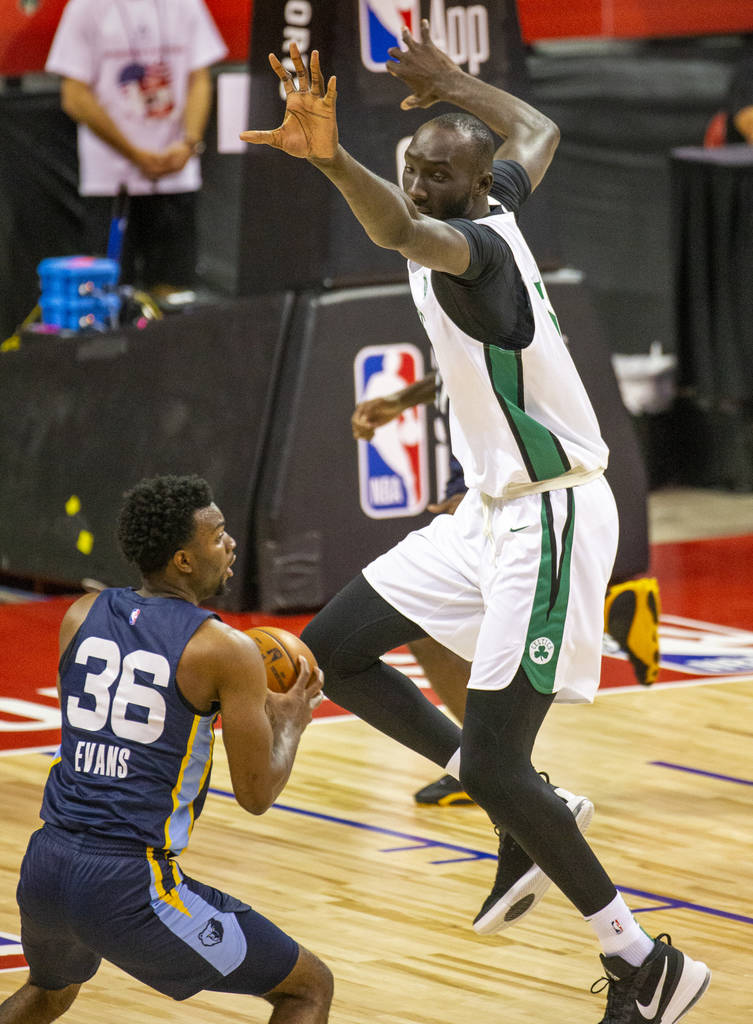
[461,672,617,916]
[302,574,462,768]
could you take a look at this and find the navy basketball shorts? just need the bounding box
[17,824,299,1000]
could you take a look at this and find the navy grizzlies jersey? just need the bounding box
[42,589,220,854]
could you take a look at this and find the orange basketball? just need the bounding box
[245,626,319,692]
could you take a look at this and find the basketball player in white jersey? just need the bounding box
[241,23,709,1023]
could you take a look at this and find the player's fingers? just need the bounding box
[324,76,337,107]
[401,27,418,49]
[309,691,324,709]
[310,50,324,96]
[239,129,282,148]
[420,18,432,43]
[289,41,309,90]
[400,95,420,110]
[269,52,294,93]
[295,655,313,684]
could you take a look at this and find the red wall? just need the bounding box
[516,0,753,43]
[1,0,751,78]
[0,0,252,78]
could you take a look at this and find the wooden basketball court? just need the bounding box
[1,525,751,1022]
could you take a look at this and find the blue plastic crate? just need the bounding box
[38,256,121,330]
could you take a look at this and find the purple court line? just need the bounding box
[208,787,490,863]
[618,886,753,926]
[208,787,753,925]
[650,760,753,787]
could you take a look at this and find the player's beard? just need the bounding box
[438,192,475,220]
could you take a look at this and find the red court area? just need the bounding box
[1,532,752,754]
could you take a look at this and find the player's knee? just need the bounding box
[301,616,375,683]
[458,760,520,824]
[265,949,333,1015]
[300,615,337,675]
[310,957,334,1007]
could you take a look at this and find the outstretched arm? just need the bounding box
[240,44,472,275]
[352,372,437,440]
[387,19,559,190]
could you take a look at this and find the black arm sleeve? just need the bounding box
[428,161,535,349]
[489,159,532,214]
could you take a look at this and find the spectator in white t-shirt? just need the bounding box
[46,0,227,291]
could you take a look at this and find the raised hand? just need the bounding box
[386,19,460,110]
[240,43,338,160]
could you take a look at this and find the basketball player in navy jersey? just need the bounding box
[241,22,709,1024]
[0,475,332,1024]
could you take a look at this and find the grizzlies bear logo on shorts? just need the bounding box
[199,918,224,946]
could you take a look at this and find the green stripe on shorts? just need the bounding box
[521,491,575,693]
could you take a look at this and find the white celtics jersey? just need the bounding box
[408,211,608,499]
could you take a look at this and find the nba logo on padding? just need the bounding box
[354,344,429,519]
[358,0,421,72]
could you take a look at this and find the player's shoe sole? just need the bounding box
[414,774,475,806]
[473,788,594,935]
[604,577,661,686]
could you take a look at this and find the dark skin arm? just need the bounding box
[175,620,323,814]
[57,593,322,816]
[56,592,100,701]
[351,372,437,440]
[240,24,559,276]
[387,20,559,187]
[240,43,467,273]
[349,370,465,514]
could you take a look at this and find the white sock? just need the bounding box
[585,893,655,966]
[444,748,461,780]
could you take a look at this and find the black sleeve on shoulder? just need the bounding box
[431,219,534,349]
[489,160,532,215]
[446,218,514,283]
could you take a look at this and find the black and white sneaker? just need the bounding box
[472,783,594,934]
[592,933,710,1023]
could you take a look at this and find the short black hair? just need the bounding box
[425,112,495,173]
[117,474,214,574]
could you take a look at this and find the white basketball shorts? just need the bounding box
[363,475,618,703]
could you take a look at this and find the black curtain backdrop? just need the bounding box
[668,145,753,491]
[0,85,81,342]
[0,295,293,610]
[526,36,748,356]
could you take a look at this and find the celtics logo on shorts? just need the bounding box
[529,637,555,664]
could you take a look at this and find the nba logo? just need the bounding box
[358,0,421,73]
[354,344,429,519]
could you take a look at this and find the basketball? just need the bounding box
[245,626,319,692]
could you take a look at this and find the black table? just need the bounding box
[669,144,753,490]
